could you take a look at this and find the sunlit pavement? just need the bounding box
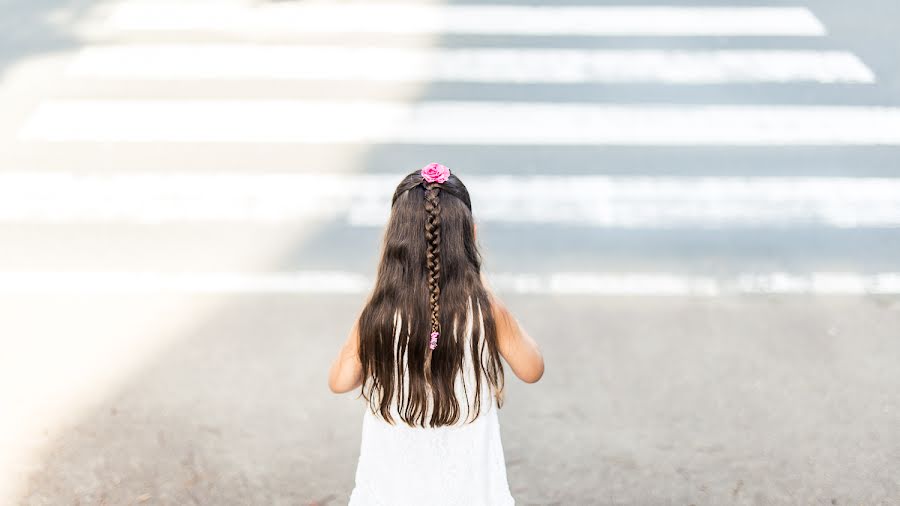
[2,0,899,504]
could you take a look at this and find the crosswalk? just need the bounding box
[4,3,899,502]
[4,0,900,295]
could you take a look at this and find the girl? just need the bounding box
[328,163,545,506]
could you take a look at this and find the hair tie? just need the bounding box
[420,162,451,184]
[429,331,440,350]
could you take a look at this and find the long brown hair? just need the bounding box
[356,168,505,428]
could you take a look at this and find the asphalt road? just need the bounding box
[1,0,899,504]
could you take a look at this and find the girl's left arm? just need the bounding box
[328,317,364,394]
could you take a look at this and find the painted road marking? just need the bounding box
[103,4,826,37]
[0,271,897,295]
[1,173,898,228]
[18,101,900,145]
[66,46,874,84]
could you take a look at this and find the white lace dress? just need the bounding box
[348,303,515,506]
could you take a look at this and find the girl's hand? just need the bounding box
[328,316,364,394]
[482,271,545,384]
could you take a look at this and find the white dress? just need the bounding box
[348,302,515,506]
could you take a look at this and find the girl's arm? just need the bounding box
[328,317,364,394]
[482,273,545,383]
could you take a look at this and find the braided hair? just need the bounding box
[423,182,442,351]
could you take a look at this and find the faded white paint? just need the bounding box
[18,101,900,145]
[103,4,827,37]
[66,46,873,84]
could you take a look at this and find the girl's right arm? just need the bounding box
[482,273,545,384]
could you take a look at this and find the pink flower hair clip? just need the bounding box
[429,331,440,350]
[420,162,451,184]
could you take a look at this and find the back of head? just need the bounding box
[357,164,505,428]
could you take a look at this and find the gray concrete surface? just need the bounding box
[16,295,900,505]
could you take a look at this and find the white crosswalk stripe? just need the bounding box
[66,46,875,84]
[101,4,826,37]
[18,101,900,145]
[1,271,898,295]
[1,172,899,228]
